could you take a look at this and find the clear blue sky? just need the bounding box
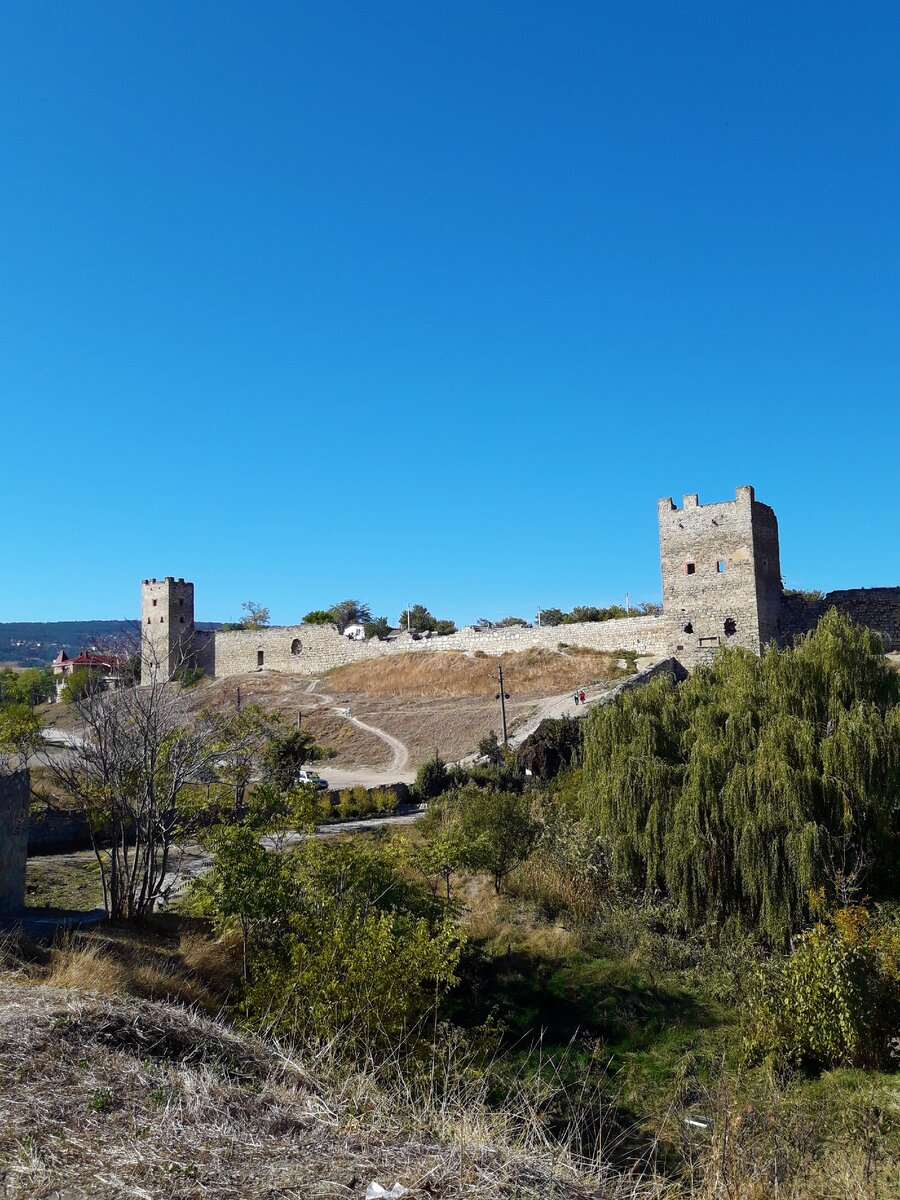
[3,2,898,625]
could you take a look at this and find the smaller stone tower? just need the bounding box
[658,485,783,666]
[140,577,196,684]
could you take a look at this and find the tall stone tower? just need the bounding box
[140,577,196,684]
[658,485,783,665]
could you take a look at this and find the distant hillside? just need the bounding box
[0,621,220,669]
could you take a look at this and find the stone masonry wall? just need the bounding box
[205,614,670,679]
[782,587,900,650]
[657,486,781,667]
[0,770,29,916]
[141,577,196,684]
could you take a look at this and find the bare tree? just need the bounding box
[42,633,259,920]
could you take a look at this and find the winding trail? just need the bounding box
[304,679,415,788]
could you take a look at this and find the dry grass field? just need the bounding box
[326,646,627,699]
[323,648,627,764]
[184,676,393,768]
[174,647,630,769]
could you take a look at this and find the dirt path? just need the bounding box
[304,680,416,788]
[507,655,663,746]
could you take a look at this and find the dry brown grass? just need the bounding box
[184,675,392,767]
[343,696,539,766]
[328,647,625,700]
[0,980,607,1199]
[9,918,241,1015]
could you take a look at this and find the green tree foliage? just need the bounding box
[364,616,392,640]
[784,587,825,601]
[0,667,55,706]
[455,788,540,893]
[0,703,43,769]
[259,727,319,789]
[539,602,661,625]
[414,751,449,801]
[744,903,900,1070]
[60,668,104,704]
[581,611,900,944]
[477,730,504,765]
[329,599,371,633]
[401,605,456,635]
[302,609,334,626]
[194,801,462,1044]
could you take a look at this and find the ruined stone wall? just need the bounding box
[658,485,779,667]
[205,614,670,679]
[0,770,29,916]
[782,587,900,650]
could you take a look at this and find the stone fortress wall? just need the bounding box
[144,485,900,681]
[195,612,671,678]
[0,770,29,917]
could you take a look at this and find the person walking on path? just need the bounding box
[579,689,586,704]
[573,691,580,706]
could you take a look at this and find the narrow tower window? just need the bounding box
[257,650,265,668]
[716,560,726,573]
[685,562,696,575]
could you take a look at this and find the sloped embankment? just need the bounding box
[0,982,598,1199]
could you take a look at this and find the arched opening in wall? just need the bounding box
[724,618,737,636]
[683,622,693,634]
[257,650,265,668]
[290,638,302,657]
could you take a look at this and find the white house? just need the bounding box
[344,623,366,641]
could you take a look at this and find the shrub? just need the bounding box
[302,610,334,626]
[517,715,582,781]
[414,752,449,802]
[371,788,399,814]
[173,664,203,688]
[743,904,900,1070]
[364,616,392,641]
[477,730,504,765]
[455,787,540,893]
[337,790,357,819]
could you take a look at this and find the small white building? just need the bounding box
[344,623,366,641]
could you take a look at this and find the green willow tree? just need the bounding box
[581,610,900,944]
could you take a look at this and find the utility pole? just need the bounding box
[625,592,630,614]
[236,685,242,713]
[536,607,542,627]
[495,663,510,748]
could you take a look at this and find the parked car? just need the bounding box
[296,769,328,790]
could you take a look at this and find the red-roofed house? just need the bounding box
[52,649,124,688]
